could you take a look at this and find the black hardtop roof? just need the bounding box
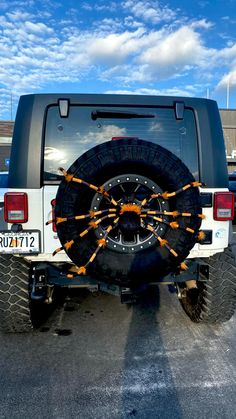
[20,92,216,108]
[9,92,228,189]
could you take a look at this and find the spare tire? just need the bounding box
[55,138,202,286]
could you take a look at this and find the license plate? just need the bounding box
[0,231,40,254]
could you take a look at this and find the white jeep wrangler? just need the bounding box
[0,94,235,332]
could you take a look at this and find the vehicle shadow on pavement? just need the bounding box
[1,286,236,419]
[122,285,183,419]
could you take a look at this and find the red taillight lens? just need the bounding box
[51,199,57,232]
[4,192,28,223]
[213,192,234,221]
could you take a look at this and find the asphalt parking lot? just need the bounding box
[1,244,236,418]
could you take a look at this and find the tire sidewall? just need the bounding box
[56,139,202,284]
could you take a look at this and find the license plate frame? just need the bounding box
[0,230,41,254]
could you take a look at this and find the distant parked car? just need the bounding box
[228,172,236,219]
[0,172,8,208]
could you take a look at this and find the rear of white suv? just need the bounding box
[0,93,235,332]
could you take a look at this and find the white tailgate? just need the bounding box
[188,187,230,258]
[43,185,70,262]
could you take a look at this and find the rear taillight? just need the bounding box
[213,192,234,221]
[51,199,57,232]
[4,192,28,223]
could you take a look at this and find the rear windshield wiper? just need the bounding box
[91,110,155,120]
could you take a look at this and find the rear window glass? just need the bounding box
[44,106,199,182]
[229,178,236,191]
[0,173,8,188]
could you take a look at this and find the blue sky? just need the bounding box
[0,0,236,119]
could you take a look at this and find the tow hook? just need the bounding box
[31,268,52,303]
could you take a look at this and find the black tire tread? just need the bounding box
[180,245,236,323]
[0,255,33,332]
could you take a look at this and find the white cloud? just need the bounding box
[122,0,177,24]
[214,43,236,91]
[93,18,124,32]
[82,1,118,12]
[0,15,14,28]
[190,19,214,29]
[76,125,127,145]
[218,43,236,63]
[217,70,236,90]
[24,21,54,34]
[87,28,146,64]
[105,86,200,97]
[124,16,144,29]
[94,2,118,12]
[98,25,216,84]
[81,2,93,11]
[138,26,211,78]
[6,11,33,21]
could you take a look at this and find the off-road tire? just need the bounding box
[0,254,33,332]
[179,245,236,323]
[56,138,202,285]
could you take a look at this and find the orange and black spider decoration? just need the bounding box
[47,168,206,278]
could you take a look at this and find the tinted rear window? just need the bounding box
[44,105,199,182]
[0,173,8,188]
[229,177,236,191]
